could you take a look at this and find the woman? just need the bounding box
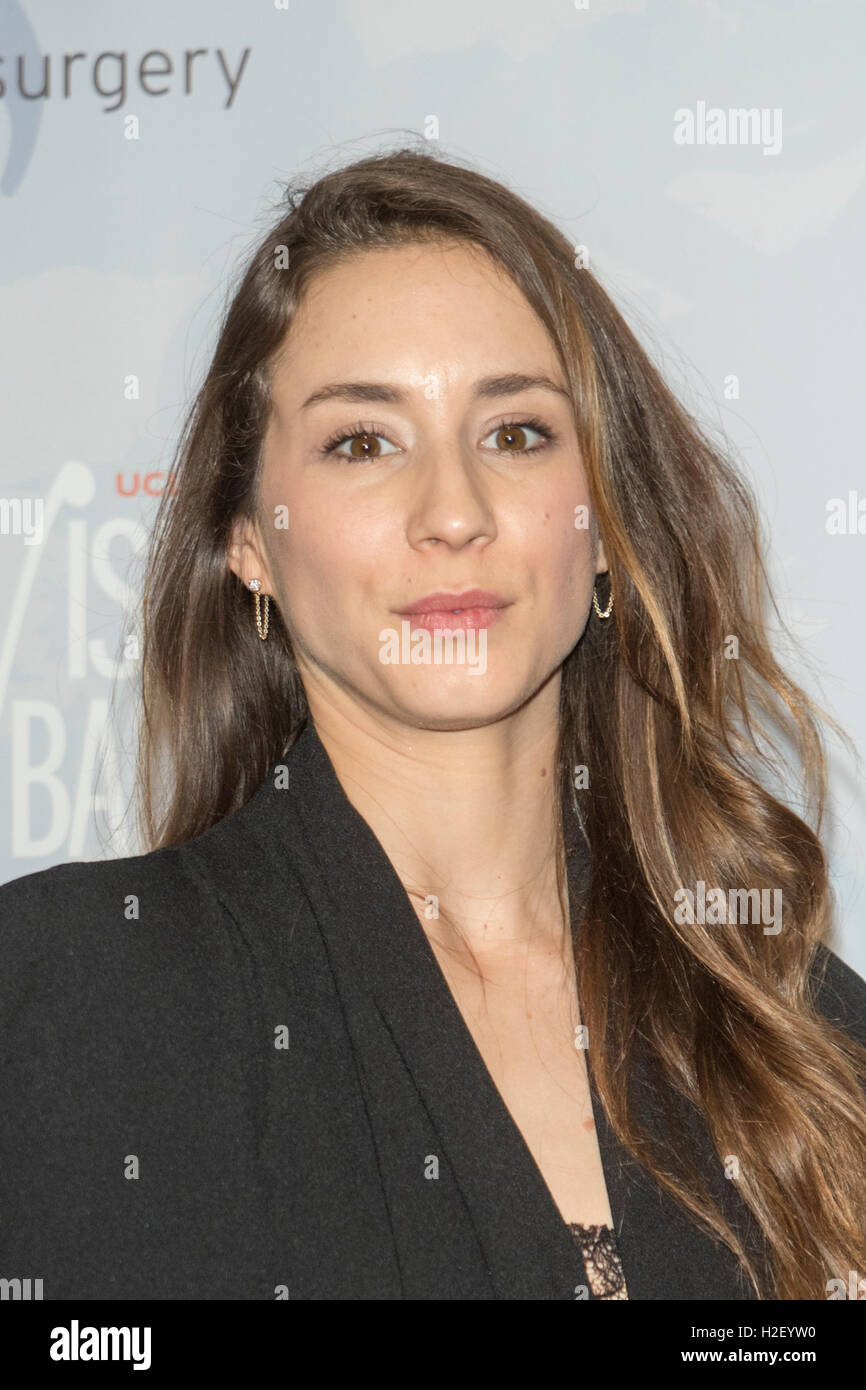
[1,145,865,1302]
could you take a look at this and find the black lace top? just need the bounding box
[568,1223,629,1299]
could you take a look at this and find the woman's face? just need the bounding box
[230,239,607,731]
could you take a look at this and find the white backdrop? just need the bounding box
[1,0,864,975]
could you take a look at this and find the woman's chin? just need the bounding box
[380,679,536,730]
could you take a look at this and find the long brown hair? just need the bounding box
[135,140,866,1298]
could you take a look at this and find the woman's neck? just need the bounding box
[303,678,568,958]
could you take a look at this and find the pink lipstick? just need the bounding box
[394,589,511,631]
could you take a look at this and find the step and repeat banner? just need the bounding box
[1,0,865,974]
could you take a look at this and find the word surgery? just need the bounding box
[0,47,251,110]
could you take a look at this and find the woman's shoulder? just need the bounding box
[0,820,310,1107]
[0,840,193,905]
[0,764,319,1018]
[0,842,207,957]
[0,799,306,1011]
[0,845,212,1022]
[0,776,306,943]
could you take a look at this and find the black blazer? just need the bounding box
[1,715,865,1301]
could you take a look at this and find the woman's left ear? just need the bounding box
[595,537,609,576]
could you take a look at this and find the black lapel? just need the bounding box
[204,716,761,1300]
[256,718,594,1298]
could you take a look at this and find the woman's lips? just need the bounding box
[398,606,509,631]
[394,589,512,631]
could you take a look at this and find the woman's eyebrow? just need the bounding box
[300,372,570,411]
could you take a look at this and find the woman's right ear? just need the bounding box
[227,518,271,593]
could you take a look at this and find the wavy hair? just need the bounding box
[135,141,866,1298]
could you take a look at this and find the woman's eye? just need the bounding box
[326,431,399,460]
[481,422,550,453]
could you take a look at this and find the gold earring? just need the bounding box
[248,578,270,640]
[592,581,613,620]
